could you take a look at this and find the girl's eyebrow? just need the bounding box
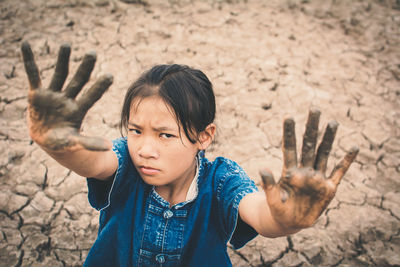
[128,122,177,132]
[128,122,142,129]
[154,126,176,131]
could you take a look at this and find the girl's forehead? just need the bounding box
[130,96,170,113]
[129,96,179,127]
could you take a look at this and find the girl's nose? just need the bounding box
[137,139,159,159]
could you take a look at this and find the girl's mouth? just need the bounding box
[139,166,160,176]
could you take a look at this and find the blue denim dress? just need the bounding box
[84,137,259,266]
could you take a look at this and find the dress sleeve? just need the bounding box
[215,158,259,249]
[86,137,129,211]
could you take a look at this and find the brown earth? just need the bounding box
[0,0,399,266]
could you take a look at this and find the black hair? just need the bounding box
[120,64,216,143]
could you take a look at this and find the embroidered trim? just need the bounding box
[99,139,124,211]
[185,154,200,202]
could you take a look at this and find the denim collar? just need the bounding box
[150,150,206,209]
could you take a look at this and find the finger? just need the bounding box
[329,146,359,186]
[49,43,71,92]
[21,41,42,90]
[260,168,275,190]
[75,135,112,151]
[300,108,321,168]
[282,117,297,173]
[314,121,338,173]
[77,74,113,115]
[64,51,97,99]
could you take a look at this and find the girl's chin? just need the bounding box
[140,175,166,186]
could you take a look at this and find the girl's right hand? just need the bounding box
[21,41,113,153]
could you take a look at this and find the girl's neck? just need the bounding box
[155,159,197,206]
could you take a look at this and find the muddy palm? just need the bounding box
[260,109,359,230]
[21,41,113,153]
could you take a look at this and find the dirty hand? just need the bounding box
[21,41,113,152]
[260,108,359,230]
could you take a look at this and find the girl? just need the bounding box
[21,42,358,266]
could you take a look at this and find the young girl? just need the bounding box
[21,42,358,266]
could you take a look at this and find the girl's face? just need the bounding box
[127,96,209,193]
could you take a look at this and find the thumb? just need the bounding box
[260,169,290,203]
[259,168,275,191]
[75,135,112,151]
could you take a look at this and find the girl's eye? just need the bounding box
[129,129,141,135]
[160,133,175,139]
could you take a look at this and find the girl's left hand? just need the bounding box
[260,108,358,230]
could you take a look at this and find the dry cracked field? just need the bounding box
[0,0,399,266]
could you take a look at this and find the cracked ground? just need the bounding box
[0,0,399,266]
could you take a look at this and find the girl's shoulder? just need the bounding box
[200,155,250,187]
[111,137,129,164]
[112,137,128,153]
[200,155,258,209]
[204,155,246,176]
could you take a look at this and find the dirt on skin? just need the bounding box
[0,0,399,266]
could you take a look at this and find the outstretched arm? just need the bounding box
[239,109,358,237]
[22,41,117,179]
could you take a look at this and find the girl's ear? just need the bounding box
[198,124,216,150]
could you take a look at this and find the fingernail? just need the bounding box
[284,117,295,126]
[350,146,359,153]
[309,106,321,116]
[328,120,339,130]
[60,43,71,49]
[260,169,275,186]
[104,73,114,83]
[85,51,97,59]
